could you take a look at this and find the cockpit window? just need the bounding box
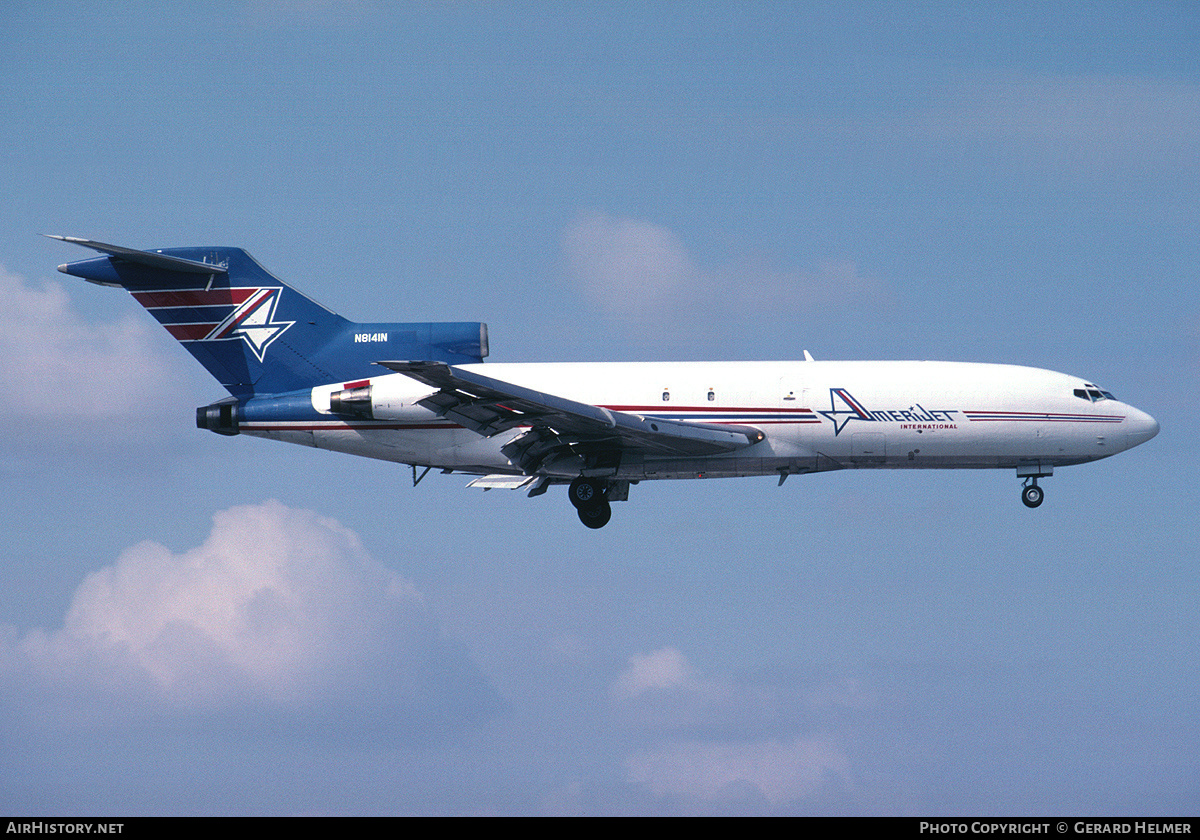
[1074,384,1116,402]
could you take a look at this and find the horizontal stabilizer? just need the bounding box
[46,235,229,275]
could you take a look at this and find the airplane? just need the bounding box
[50,236,1160,529]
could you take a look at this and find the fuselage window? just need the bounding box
[707,389,715,402]
[662,390,670,402]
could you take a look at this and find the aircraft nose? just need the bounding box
[1125,407,1160,448]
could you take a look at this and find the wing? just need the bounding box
[376,360,764,475]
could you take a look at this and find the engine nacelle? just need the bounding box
[328,385,373,418]
[322,375,439,421]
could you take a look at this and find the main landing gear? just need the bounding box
[569,477,612,529]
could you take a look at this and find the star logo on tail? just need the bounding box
[206,287,295,362]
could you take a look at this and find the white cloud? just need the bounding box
[609,647,774,729]
[0,264,186,423]
[2,501,498,734]
[625,735,851,807]
[562,213,697,315]
[611,649,864,808]
[562,213,884,326]
[610,647,702,700]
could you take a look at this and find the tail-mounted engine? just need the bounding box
[196,399,240,436]
[328,384,374,419]
[325,377,435,420]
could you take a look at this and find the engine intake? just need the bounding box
[329,385,374,419]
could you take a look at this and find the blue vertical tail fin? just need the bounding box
[50,237,488,398]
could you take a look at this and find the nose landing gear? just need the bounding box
[1017,465,1051,509]
[1021,480,1044,508]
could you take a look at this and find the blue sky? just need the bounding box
[1,1,1197,815]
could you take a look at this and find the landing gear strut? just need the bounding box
[569,477,612,529]
[1017,465,1051,509]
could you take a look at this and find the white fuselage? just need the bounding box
[237,360,1160,482]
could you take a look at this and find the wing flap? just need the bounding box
[466,474,539,490]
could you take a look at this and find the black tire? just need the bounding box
[1022,485,1044,508]
[568,477,604,510]
[578,500,612,529]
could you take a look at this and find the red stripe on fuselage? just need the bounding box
[601,405,816,414]
[241,422,460,431]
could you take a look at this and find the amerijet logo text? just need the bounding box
[820,388,959,436]
[132,286,295,363]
